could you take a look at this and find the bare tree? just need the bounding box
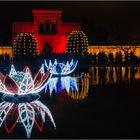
[121,45,136,55]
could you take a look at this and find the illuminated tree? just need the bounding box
[13,33,38,57]
[66,31,89,55]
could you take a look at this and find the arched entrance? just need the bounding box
[42,42,52,56]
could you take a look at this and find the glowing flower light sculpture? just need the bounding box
[0,64,56,138]
[0,100,56,138]
[0,64,52,102]
[44,59,78,76]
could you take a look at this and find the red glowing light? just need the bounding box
[12,9,81,55]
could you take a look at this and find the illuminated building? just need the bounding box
[0,44,13,58]
[1,9,139,57]
[12,9,81,55]
[88,45,140,58]
[1,44,140,59]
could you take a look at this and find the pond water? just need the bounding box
[0,66,140,138]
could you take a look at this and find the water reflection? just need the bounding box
[0,100,56,138]
[45,76,78,95]
[45,75,90,100]
[1,66,140,138]
[45,66,140,100]
[89,66,140,85]
[70,73,89,100]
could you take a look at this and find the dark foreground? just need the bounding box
[0,66,140,139]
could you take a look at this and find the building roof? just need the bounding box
[32,9,63,14]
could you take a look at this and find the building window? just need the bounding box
[39,22,45,34]
[51,22,56,34]
[45,22,50,34]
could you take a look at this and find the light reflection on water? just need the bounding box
[0,100,56,138]
[45,75,89,100]
[89,66,140,85]
[1,66,140,138]
[45,76,78,95]
[45,66,140,99]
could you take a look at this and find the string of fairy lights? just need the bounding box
[66,31,89,55]
[13,33,38,57]
[12,31,88,57]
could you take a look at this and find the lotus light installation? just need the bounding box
[45,59,78,76]
[0,64,56,138]
[0,64,51,101]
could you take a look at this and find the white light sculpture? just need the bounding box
[44,59,78,75]
[0,64,52,96]
[45,76,78,95]
[0,100,56,138]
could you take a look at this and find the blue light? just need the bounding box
[45,76,78,95]
[44,59,78,76]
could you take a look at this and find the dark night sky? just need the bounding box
[1,1,140,45]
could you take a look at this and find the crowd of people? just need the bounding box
[0,53,10,66]
[0,50,140,68]
[88,50,139,65]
